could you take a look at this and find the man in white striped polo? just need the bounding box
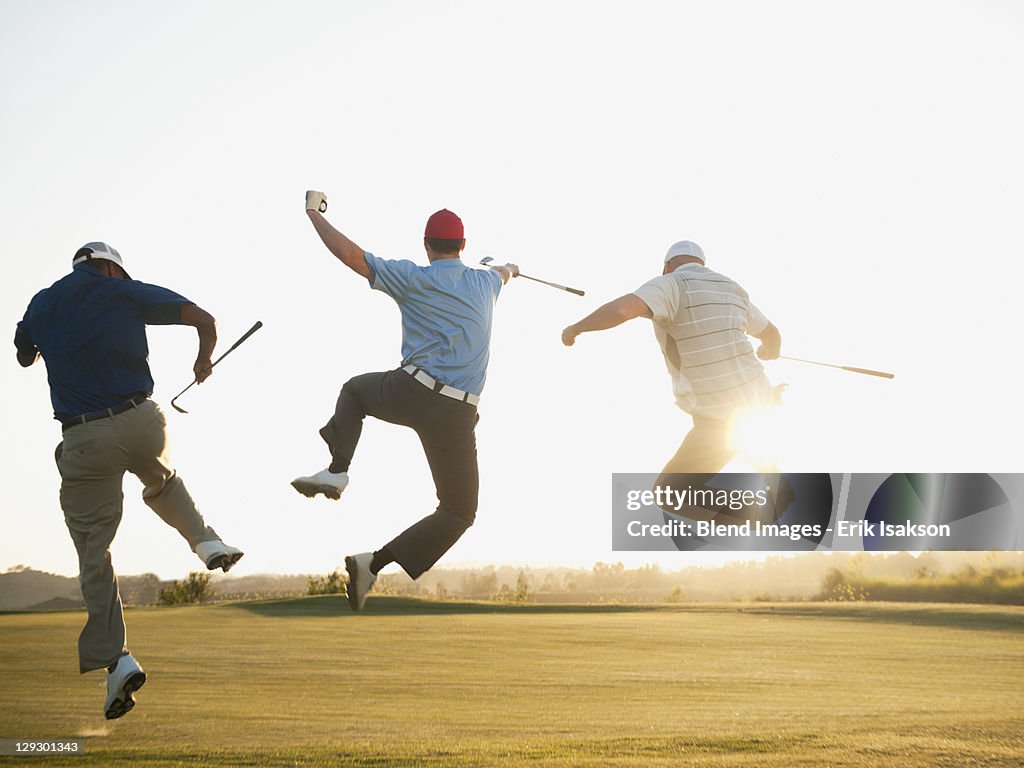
[561,240,782,474]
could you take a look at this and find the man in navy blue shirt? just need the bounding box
[293,192,518,612]
[15,242,244,720]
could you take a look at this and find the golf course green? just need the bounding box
[1,597,1021,766]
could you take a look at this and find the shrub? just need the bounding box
[159,572,214,605]
[307,569,345,596]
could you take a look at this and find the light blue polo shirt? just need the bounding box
[365,252,502,396]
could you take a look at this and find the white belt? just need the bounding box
[402,365,480,406]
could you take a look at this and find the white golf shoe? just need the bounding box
[345,552,377,612]
[104,653,146,720]
[195,539,245,572]
[291,468,349,500]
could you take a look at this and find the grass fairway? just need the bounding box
[0,598,1021,767]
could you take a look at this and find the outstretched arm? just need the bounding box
[488,263,520,285]
[305,192,371,280]
[180,303,218,383]
[562,293,652,346]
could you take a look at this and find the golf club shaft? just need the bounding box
[519,273,586,296]
[479,258,585,296]
[780,355,894,379]
[171,321,264,407]
[212,320,263,365]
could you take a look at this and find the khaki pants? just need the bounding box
[659,417,736,475]
[56,399,219,673]
[655,416,780,523]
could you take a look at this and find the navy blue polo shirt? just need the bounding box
[14,264,193,421]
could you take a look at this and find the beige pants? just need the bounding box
[56,399,219,673]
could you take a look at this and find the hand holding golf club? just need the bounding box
[305,190,328,213]
[479,257,584,296]
[193,355,214,383]
[171,321,264,413]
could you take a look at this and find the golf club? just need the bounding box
[171,321,264,413]
[779,355,894,379]
[479,257,585,296]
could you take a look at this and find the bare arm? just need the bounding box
[753,321,782,360]
[562,293,652,346]
[307,210,372,280]
[180,303,217,382]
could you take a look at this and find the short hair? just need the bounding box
[425,237,464,255]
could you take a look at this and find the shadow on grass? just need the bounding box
[216,596,1023,632]
[739,603,1024,633]
[222,594,663,618]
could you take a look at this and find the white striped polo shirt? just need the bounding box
[633,263,775,420]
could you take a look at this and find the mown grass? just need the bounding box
[0,597,1021,767]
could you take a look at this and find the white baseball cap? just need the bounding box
[72,242,131,278]
[664,240,705,264]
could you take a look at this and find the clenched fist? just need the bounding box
[305,190,328,213]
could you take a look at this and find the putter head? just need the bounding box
[479,256,495,266]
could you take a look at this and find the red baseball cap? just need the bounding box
[424,209,464,239]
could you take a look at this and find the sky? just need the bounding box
[2,1,1022,580]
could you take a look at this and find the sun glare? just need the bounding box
[727,405,786,472]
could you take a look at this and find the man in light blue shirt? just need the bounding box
[293,192,518,611]
[364,250,499,395]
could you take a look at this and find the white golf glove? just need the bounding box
[305,190,328,213]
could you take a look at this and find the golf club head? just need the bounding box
[171,399,189,415]
[479,256,495,266]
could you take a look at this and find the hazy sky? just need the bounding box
[2,1,1022,579]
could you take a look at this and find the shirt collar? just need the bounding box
[430,258,464,268]
[670,262,705,274]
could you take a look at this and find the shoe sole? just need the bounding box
[344,556,363,612]
[205,551,244,573]
[105,671,147,720]
[291,480,342,500]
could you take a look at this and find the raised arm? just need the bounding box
[561,293,652,346]
[305,191,371,280]
[180,303,218,383]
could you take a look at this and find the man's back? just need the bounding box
[634,263,773,419]
[16,266,190,419]
[365,253,502,396]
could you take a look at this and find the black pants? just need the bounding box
[319,368,479,579]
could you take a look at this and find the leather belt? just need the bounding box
[401,365,480,406]
[62,395,149,432]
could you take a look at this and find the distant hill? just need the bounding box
[28,596,84,612]
[0,567,170,610]
[0,567,79,610]
[0,567,313,610]
[4,553,1023,609]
